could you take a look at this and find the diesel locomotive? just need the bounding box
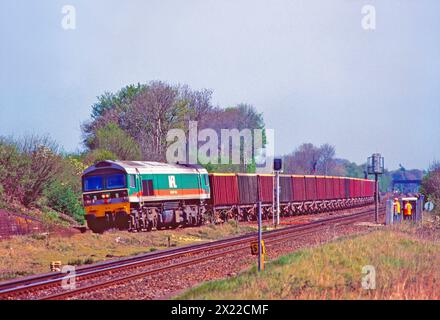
[82,160,375,233]
[82,161,210,233]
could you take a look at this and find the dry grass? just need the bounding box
[0,220,255,281]
[177,217,440,300]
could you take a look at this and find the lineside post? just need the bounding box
[258,200,263,272]
[272,175,275,226]
[276,171,280,227]
[273,158,282,228]
[385,198,393,225]
[375,173,379,223]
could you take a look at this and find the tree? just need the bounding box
[343,160,365,178]
[0,138,27,202]
[0,135,62,206]
[82,81,266,169]
[84,81,209,161]
[317,144,336,175]
[83,149,117,165]
[83,83,146,148]
[94,123,141,160]
[200,104,265,172]
[90,83,146,120]
[18,135,63,206]
[284,143,325,174]
[421,161,440,209]
[127,81,183,160]
[179,85,214,123]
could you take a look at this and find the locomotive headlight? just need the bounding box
[83,195,92,205]
[121,190,129,202]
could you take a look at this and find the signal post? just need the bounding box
[273,158,282,227]
[367,153,384,223]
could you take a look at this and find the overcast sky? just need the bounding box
[1,0,439,170]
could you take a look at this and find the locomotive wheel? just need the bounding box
[115,213,129,231]
[146,220,153,232]
[151,215,158,230]
[87,217,106,234]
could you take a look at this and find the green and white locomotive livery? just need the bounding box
[82,161,210,233]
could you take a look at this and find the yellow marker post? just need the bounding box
[260,240,266,271]
[251,239,266,271]
[50,261,62,272]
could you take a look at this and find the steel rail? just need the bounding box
[0,208,371,293]
[0,206,381,299]
[41,208,382,300]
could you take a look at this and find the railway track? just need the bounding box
[0,207,384,300]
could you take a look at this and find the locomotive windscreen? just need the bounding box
[83,173,127,192]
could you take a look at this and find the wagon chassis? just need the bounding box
[208,196,374,223]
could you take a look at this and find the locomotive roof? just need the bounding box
[83,160,208,176]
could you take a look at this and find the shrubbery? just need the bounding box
[44,181,85,224]
[0,136,86,225]
[0,136,62,206]
[421,162,440,215]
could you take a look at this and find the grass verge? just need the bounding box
[177,220,440,300]
[0,220,255,281]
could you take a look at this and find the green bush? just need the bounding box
[44,181,85,223]
[0,136,62,206]
[40,209,63,225]
[430,196,440,217]
[67,257,94,266]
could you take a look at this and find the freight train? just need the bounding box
[82,160,375,233]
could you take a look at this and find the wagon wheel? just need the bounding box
[222,210,229,222]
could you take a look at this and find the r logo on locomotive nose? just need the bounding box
[168,175,177,188]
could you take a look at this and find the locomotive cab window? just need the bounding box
[107,174,126,189]
[142,179,154,196]
[129,175,136,188]
[84,176,104,192]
